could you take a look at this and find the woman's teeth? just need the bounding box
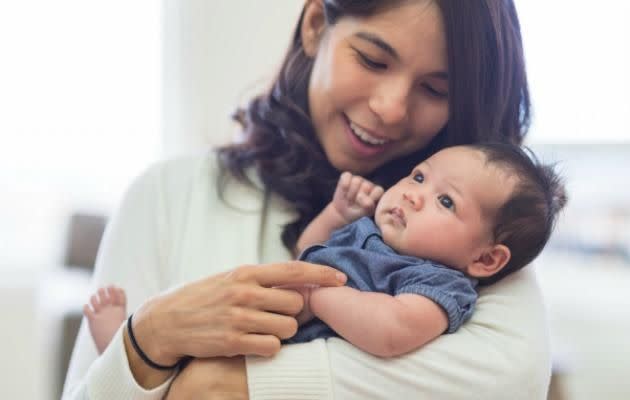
[349,121,388,146]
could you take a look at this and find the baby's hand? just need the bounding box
[332,172,384,223]
[293,286,315,325]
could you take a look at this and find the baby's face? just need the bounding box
[374,146,515,270]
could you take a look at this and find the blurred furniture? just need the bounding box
[55,212,106,398]
[63,213,106,273]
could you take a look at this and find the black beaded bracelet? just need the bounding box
[126,314,180,370]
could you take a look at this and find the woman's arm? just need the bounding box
[309,287,447,357]
[62,161,177,399]
[246,267,552,400]
[62,158,348,399]
[166,268,550,400]
[165,357,248,400]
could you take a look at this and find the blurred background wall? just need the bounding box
[0,1,628,399]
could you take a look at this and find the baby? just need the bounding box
[84,143,566,357]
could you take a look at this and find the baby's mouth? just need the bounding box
[390,207,406,227]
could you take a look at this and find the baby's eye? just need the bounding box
[413,172,424,183]
[438,194,455,210]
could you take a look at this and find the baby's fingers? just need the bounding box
[336,172,352,194]
[369,185,384,202]
[357,184,383,206]
[346,175,363,201]
[358,180,374,196]
[357,192,378,210]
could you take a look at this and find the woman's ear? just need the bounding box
[466,244,511,279]
[301,0,326,57]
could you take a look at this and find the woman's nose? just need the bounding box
[368,80,409,125]
[403,191,424,211]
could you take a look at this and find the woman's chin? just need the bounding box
[327,154,384,176]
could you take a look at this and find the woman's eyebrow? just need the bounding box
[427,71,448,80]
[354,31,399,60]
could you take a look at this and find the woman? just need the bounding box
[63,0,548,399]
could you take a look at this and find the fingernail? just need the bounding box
[336,272,347,283]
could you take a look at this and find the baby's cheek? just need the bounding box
[399,233,427,259]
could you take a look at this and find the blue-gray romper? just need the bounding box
[287,217,478,344]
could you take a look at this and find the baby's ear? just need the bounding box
[466,244,511,279]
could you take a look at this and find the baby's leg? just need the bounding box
[83,285,127,354]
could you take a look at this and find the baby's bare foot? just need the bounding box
[83,285,127,354]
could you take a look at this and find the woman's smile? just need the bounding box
[343,114,393,158]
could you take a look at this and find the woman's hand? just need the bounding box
[126,261,345,376]
[291,285,315,325]
[165,357,247,400]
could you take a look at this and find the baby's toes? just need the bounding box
[104,286,118,306]
[117,288,127,307]
[83,304,95,320]
[98,287,112,306]
[90,294,102,313]
[109,286,127,307]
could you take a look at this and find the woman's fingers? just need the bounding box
[231,261,346,288]
[217,283,305,315]
[242,286,305,316]
[231,308,298,340]
[236,333,282,357]
[134,262,346,361]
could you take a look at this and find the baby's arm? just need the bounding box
[296,172,383,254]
[309,287,448,357]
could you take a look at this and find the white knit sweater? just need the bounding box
[62,154,551,399]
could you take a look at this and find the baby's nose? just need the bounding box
[403,192,424,210]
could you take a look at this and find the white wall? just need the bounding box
[0,3,305,399]
[161,0,303,156]
[0,1,161,399]
[0,0,161,270]
[517,0,630,144]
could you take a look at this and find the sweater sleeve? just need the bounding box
[62,161,176,399]
[246,266,551,400]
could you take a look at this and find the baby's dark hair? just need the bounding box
[469,143,567,285]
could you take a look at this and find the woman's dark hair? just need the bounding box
[469,143,567,285]
[217,0,531,253]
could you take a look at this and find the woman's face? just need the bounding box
[304,0,449,175]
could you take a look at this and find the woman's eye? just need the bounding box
[422,84,448,99]
[438,194,455,210]
[356,51,387,70]
[413,173,424,183]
